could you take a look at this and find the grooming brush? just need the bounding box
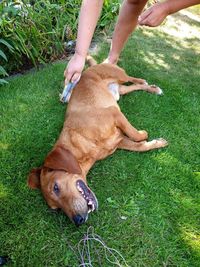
[60,78,79,103]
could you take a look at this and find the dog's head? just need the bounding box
[28,146,98,226]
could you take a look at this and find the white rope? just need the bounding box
[76,226,130,267]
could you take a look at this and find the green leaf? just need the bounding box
[0,39,14,51]
[0,66,8,76]
[0,79,8,85]
[0,50,7,61]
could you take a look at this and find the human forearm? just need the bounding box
[164,0,200,15]
[64,0,103,82]
[75,0,104,57]
[139,0,200,27]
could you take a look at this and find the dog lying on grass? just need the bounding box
[28,58,167,226]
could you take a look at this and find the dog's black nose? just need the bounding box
[73,214,86,226]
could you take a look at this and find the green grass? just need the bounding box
[0,9,200,267]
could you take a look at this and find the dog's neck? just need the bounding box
[56,138,96,179]
[78,158,96,178]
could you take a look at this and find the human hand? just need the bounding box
[64,53,85,85]
[138,2,170,27]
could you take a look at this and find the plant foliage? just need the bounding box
[0,0,120,81]
[0,38,14,85]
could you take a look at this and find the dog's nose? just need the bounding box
[73,214,86,226]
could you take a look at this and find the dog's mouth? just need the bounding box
[76,180,98,213]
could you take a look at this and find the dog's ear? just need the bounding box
[28,167,42,189]
[44,146,82,174]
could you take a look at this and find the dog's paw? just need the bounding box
[138,130,148,141]
[150,85,164,95]
[138,78,148,85]
[157,87,163,95]
[102,58,109,64]
[151,138,168,148]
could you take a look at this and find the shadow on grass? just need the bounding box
[173,10,200,28]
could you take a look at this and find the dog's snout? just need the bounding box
[73,214,86,226]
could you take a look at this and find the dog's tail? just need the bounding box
[86,55,97,66]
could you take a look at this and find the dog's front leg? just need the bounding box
[113,108,148,142]
[128,76,147,85]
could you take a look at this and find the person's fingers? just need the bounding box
[64,68,67,78]
[71,72,81,83]
[64,77,69,86]
[139,17,151,26]
[64,68,73,85]
[138,8,152,24]
[66,70,74,82]
[139,2,168,27]
[63,53,85,86]
[139,11,157,26]
[140,14,164,27]
[64,73,80,86]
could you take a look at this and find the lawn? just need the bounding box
[0,7,200,267]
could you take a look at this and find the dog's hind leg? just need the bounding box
[118,136,168,152]
[127,76,147,85]
[99,64,147,85]
[113,108,148,142]
[119,84,163,96]
[86,55,97,66]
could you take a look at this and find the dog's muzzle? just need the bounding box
[76,180,98,214]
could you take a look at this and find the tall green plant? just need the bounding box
[0,0,81,73]
[99,0,120,28]
[0,0,120,77]
[0,38,14,85]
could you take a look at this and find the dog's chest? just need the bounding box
[69,126,122,161]
[94,128,122,160]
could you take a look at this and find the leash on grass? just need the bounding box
[65,226,130,267]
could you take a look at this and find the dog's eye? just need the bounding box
[53,183,60,195]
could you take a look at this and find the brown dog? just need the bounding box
[28,60,167,226]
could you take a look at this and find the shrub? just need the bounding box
[0,0,81,74]
[0,0,120,79]
[0,38,14,85]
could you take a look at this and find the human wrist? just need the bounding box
[107,48,120,64]
[74,49,87,60]
[107,53,119,65]
[161,1,173,16]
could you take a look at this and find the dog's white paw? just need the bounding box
[139,79,148,85]
[156,87,163,95]
[151,138,168,148]
[150,85,164,95]
[138,130,148,141]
